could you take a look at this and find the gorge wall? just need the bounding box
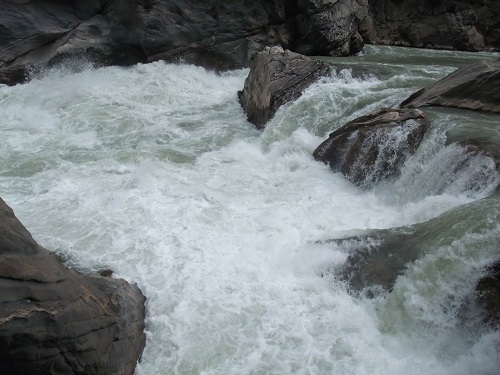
[1,0,499,86]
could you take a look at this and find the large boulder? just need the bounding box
[238,46,331,128]
[364,0,500,52]
[0,198,146,375]
[0,0,369,85]
[401,59,500,113]
[313,108,429,186]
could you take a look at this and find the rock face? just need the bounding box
[364,0,500,51]
[313,108,429,186]
[0,0,369,85]
[238,46,331,128]
[0,198,146,375]
[401,59,500,113]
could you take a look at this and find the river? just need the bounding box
[0,45,499,374]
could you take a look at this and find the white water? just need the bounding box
[1,48,499,374]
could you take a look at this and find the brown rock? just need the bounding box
[313,108,429,186]
[476,261,500,327]
[0,198,146,375]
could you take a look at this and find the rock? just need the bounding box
[288,0,369,56]
[401,59,500,113]
[238,46,331,128]
[476,261,500,327]
[0,198,146,375]
[329,196,500,297]
[313,108,429,186]
[365,0,500,51]
[0,0,369,86]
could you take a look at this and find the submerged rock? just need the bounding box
[238,46,331,129]
[0,198,146,375]
[313,108,429,186]
[401,59,500,113]
[476,261,500,327]
[330,196,500,297]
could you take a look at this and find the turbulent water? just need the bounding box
[1,45,499,374]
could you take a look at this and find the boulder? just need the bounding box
[0,198,146,375]
[238,46,331,128]
[364,0,500,52]
[313,108,429,186]
[401,59,500,113]
[0,0,369,85]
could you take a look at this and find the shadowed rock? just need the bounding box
[0,0,368,85]
[238,46,331,128]
[401,59,500,113]
[364,0,500,52]
[313,108,429,186]
[329,196,500,298]
[476,261,500,327]
[0,198,146,375]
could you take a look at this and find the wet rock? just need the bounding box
[0,198,146,375]
[238,46,331,129]
[476,261,500,327]
[313,108,429,186]
[329,196,500,296]
[365,0,500,52]
[288,0,369,56]
[401,59,500,113]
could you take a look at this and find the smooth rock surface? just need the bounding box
[0,198,146,375]
[313,108,429,186]
[238,46,331,128]
[401,59,500,113]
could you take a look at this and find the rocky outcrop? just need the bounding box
[0,0,369,85]
[238,46,331,128]
[313,108,429,186]
[401,59,500,113]
[0,198,146,375]
[364,0,500,52]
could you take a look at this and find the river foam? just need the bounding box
[1,49,499,374]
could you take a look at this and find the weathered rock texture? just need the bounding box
[238,46,331,128]
[364,0,500,51]
[401,59,500,113]
[313,108,429,186]
[0,0,369,85]
[0,198,146,375]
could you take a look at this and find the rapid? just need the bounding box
[0,45,499,374]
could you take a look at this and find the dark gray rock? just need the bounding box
[401,59,500,114]
[476,261,500,328]
[365,0,500,52]
[238,46,331,128]
[313,108,429,186]
[329,195,500,297]
[0,198,146,375]
[0,0,369,85]
[288,0,369,56]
